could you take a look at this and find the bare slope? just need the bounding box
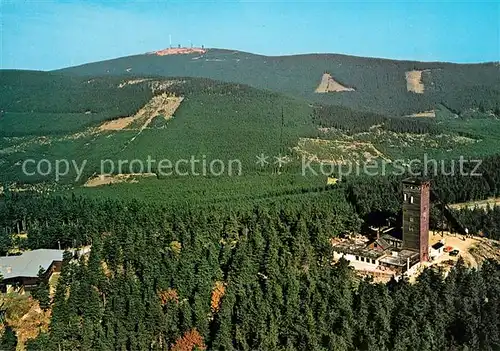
[99,94,184,131]
[405,70,427,93]
[315,73,355,93]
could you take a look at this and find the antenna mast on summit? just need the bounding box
[169,34,172,48]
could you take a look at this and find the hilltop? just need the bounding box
[57,48,500,117]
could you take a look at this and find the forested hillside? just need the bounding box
[2,153,500,349]
[28,236,500,351]
[0,187,498,350]
[0,156,493,257]
[312,104,440,135]
[3,154,500,252]
[0,73,319,184]
[0,70,153,136]
[2,69,500,188]
[57,49,500,116]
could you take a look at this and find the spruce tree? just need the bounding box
[32,267,51,311]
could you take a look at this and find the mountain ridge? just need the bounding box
[55,48,499,70]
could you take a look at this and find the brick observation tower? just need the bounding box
[402,178,430,262]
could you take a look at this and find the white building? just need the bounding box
[430,241,445,260]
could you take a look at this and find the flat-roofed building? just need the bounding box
[0,249,65,294]
[430,241,445,260]
[332,242,386,269]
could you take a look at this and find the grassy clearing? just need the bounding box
[313,125,478,161]
[293,137,387,164]
[0,294,51,349]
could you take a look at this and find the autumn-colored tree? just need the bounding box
[158,288,179,306]
[169,241,182,256]
[210,281,226,314]
[171,329,206,351]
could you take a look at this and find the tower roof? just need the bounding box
[402,177,430,186]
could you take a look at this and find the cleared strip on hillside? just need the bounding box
[117,79,185,92]
[118,79,152,88]
[405,110,436,118]
[315,73,355,93]
[293,138,389,164]
[405,70,428,93]
[84,173,156,187]
[98,94,184,131]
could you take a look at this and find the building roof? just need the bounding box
[333,242,386,260]
[374,238,391,250]
[381,234,402,243]
[379,249,420,267]
[0,249,65,280]
[432,242,445,250]
[403,177,430,186]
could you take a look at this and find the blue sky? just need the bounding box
[1,0,499,70]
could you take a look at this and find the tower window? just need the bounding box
[404,193,408,201]
[410,196,414,204]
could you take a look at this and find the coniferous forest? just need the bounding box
[4,153,500,252]
[7,195,498,351]
[1,157,499,350]
[0,29,499,351]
